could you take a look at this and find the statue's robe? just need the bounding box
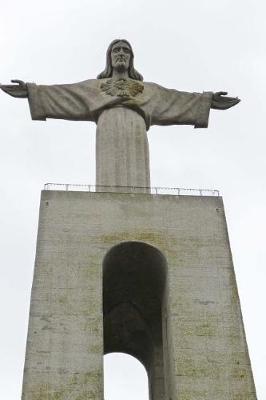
[27,78,213,189]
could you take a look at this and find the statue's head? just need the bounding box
[97,39,143,81]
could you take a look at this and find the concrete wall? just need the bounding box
[22,191,257,400]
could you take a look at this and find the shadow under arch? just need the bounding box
[103,241,168,400]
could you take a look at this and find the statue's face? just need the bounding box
[111,41,131,73]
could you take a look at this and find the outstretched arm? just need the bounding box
[211,91,240,110]
[1,79,97,122]
[0,80,28,98]
[142,83,240,129]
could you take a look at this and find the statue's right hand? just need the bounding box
[0,79,28,98]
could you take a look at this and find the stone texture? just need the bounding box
[23,79,213,189]
[0,39,240,191]
[21,191,257,400]
[96,107,150,189]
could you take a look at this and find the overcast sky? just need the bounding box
[0,0,265,399]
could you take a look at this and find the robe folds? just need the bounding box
[27,78,213,189]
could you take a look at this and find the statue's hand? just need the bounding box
[0,79,28,98]
[211,91,240,110]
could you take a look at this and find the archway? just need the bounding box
[104,353,149,400]
[103,241,167,400]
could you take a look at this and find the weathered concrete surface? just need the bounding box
[96,107,150,189]
[22,191,257,400]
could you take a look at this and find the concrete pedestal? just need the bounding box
[22,191,257,400]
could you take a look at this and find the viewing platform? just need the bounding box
[44,183,220,197]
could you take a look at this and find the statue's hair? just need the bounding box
[97,39,143,81]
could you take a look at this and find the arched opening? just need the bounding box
[104,353,149,400]
[103,241,167,400]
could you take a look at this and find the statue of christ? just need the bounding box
[1,39,239,190]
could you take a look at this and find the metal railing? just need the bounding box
[44,183,220,197]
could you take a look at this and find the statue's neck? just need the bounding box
[111,70,129,80]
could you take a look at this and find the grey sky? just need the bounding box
[0,0,265,398]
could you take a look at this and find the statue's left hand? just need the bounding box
[0,80,28,98]
[211,91,240,110]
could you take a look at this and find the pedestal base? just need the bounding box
[22,191,257,400]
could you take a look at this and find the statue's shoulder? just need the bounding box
[75,78,99,88]
[144,81,171,90]
[70,79,106,94]
[143,81,169,94]
[144,81,185,97]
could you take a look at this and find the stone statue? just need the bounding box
[1,39,240,190]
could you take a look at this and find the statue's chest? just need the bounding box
[100,79,144,98]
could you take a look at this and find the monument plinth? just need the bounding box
[1,39,256,400]
[22,190,256,400]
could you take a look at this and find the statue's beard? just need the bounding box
[113,59,128,73]
[116,63,126,70]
